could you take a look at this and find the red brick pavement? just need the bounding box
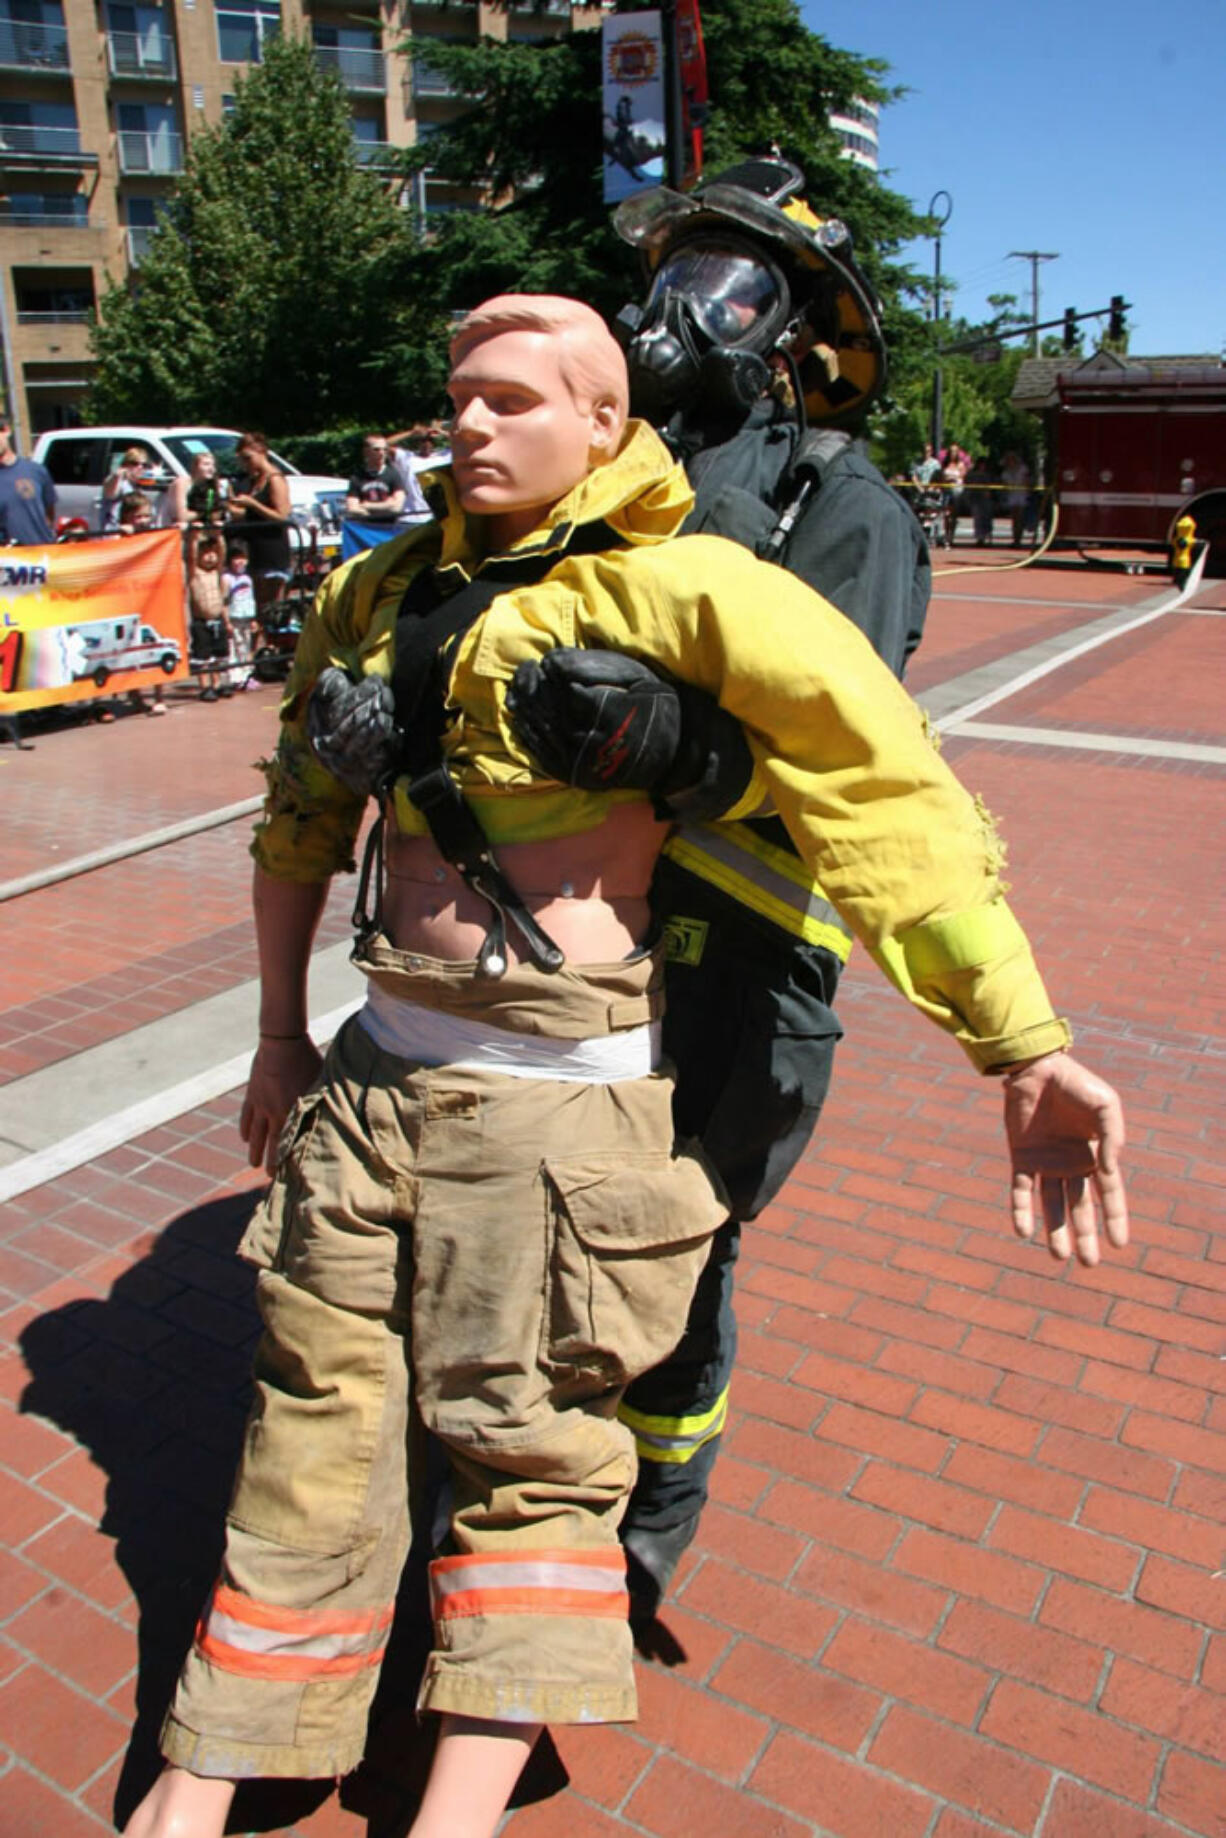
[1,566,1224,1835]
[988,610,1226,748]
[0,685,364,1081]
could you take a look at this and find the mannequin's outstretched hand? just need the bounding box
[241,1036,323,1175]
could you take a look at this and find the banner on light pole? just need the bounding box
[602,11,667,205]
[675,0,707,187]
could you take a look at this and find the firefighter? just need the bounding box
[505,158,932,1625]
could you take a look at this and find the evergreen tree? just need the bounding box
[89,36,426,433]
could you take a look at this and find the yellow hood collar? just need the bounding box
[433,419,693,570]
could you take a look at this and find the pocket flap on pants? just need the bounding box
[545,1149,726,1254]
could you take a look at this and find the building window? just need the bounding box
[216,0,280,65]
[313,24,383,90]
[105,4,176,78]
[115,101,183,173]
[0,98,82,157]
[123,193,164,263]
[0,0,69,73]
[0,190,88,227]
[14,268,96,324]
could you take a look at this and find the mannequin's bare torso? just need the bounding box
[382,800,665,965]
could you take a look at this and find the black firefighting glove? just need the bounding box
[306,665,401,798]
[506,647,755,822]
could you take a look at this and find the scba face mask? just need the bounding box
[621,237,794,422]
[615,160,888,430]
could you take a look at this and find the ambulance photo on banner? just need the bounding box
[602,10,667,204]
[0,529,189,714]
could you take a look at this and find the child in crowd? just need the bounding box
[188,533,233,702]
[117,492,156,534]
[223,541,258,687]
[108,496,168,716]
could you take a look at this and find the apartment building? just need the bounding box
[829,97,878,172]
[0,0,588,447]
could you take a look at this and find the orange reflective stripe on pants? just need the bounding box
[430,1549,629,1622]
[195,1583,394,1682]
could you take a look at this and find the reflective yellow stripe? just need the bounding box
[663,822,854,959]
[619,1387,730,1465]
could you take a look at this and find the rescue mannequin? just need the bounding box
[315,161,935,1623]
[125,295,1127,1838]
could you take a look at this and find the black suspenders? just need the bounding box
[354,526,618,977]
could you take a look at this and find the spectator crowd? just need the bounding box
[900,442,1043,548]
[0,424,450,733]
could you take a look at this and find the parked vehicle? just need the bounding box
[1050,364,1226,574]
[32,426,347,539]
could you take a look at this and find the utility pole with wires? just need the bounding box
[1008,250,1059,355]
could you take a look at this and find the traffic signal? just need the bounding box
[1062,308,1077,352]
[1108,295,1126,341]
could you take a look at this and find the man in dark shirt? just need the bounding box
[345,433,407,522]
[0,418,56,545]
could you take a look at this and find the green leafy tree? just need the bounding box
[872,292,1041,477]
[89,35,429,433]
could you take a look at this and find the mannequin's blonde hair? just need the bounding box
[450,294,630,430]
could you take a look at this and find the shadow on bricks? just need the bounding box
[16,1189,567,1835]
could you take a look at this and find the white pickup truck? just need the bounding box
[32,425,347,537]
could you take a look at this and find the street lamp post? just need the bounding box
[928,190,952,455]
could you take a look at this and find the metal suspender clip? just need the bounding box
[407,766,565,979]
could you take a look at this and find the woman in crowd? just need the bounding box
[102,446,154,531]
[227,432,292,626]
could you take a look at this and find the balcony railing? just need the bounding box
[353,137,399,167]
[116,129,183,174]
[0,201,91,227]
[314,42,384,92]
[17,307,93,324]
[412,61,458,97]
[0,16,70,71]
[127,224,154,263]
[0,124,94,163]
[107,30,177,79]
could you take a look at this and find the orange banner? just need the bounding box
[0,529,189,714]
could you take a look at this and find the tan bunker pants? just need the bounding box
[163,940,725,1779]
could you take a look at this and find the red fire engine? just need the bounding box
[1051,361,1226,573]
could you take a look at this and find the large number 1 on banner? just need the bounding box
[0,629,23,695]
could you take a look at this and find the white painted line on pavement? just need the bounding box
[936,545,1208,733]
[0,998,361,1204]
[952,722,1226,765]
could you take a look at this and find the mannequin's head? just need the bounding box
[448,295,629,545]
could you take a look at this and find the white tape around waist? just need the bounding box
[358,983,662,1083]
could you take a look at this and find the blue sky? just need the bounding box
[803,0,1225,358]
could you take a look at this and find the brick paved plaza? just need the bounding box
[1,554,1224,1837]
